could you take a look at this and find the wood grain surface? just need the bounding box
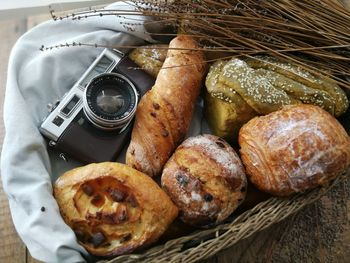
[0,2,350,263]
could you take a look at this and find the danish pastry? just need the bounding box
[54,162,178,256]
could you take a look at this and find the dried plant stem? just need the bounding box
[49,0,350,89]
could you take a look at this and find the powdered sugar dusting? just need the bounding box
[264,110,333,192]
[191,192,202,201]
[182,135,241,175]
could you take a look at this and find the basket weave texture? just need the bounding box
[101,168,349,263]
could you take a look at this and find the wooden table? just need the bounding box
[1,4,350,263]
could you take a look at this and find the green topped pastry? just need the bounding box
[204,56,349,143]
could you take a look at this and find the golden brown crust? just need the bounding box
[128,44,168,78]
[161,134,247,226]
[53,162,178,257]
[126,35,207,177]
[204,57,349,144]
[239,104,350,196]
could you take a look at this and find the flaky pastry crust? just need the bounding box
[239,104,350,196]
[162,135,247,226]
[54,162,178,257]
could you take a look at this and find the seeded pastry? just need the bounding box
[204,56,349,143]
[128,44,168,78]
[246,56,348,116]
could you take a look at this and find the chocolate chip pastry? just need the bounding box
[161,134,247,226]
[54,162,178,257]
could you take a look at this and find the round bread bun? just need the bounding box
[239,104,350,196]
[161,134,247,226]
[54,162,178,257]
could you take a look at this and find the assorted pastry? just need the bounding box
[54,162,178,257]
[239,104,350,196]
[204,57,349,143]
[52,35,350,257]
[161,134,247,226]
[128,44,168,78]
[126,35,207,177]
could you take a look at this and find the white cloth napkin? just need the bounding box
[0,2,194,262]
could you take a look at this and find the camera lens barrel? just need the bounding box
[83,73,139,131]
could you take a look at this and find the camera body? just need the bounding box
[40,49,155,163]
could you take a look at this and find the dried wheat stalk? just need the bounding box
[49,0,350,89]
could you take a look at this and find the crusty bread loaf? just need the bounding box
[53,162,178,257]
[239,104,350,196]
[161,134,247,226]
[126,35,207,177]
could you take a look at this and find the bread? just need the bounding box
[161,134,247,226]
[246,56,349,116]
[239,104,350,196]
[128,44,168,78]
[204,57,349,143]
[126,35,207,177]
[218,58,300,114]
[53,162,178,257]
[204,90,256,144]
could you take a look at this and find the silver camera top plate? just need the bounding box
[40,49,123,141]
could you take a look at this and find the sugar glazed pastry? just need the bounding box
[126,35,207,177]
[239,104,350,196]
[161,134,247,226]
[205,56,349,143]
[54,162,178,257]
[128,44,168,78]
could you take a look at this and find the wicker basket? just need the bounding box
[96,49,350,261]
[100,169,349,263]
[96,2,350,257]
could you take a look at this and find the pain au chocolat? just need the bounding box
[239,104,350,196]
[53,162,178,257]
[161,134,247,226]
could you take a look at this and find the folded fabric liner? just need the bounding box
[0,2,204,262]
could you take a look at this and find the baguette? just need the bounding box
[126,35,207,177]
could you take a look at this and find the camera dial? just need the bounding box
[83,73,138,131]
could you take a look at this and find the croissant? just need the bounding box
[239,104,350,196]
[126,35,207,177]
[54,162,178,257]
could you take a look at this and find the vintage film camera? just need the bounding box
[40,49,155,163]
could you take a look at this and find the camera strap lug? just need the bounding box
[47,100,60,112]
[48,140,56,147]
[112,49,125,57]
[59,153,68,162]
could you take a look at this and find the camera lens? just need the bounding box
[96,88,124,114]
[83,73,138,130]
